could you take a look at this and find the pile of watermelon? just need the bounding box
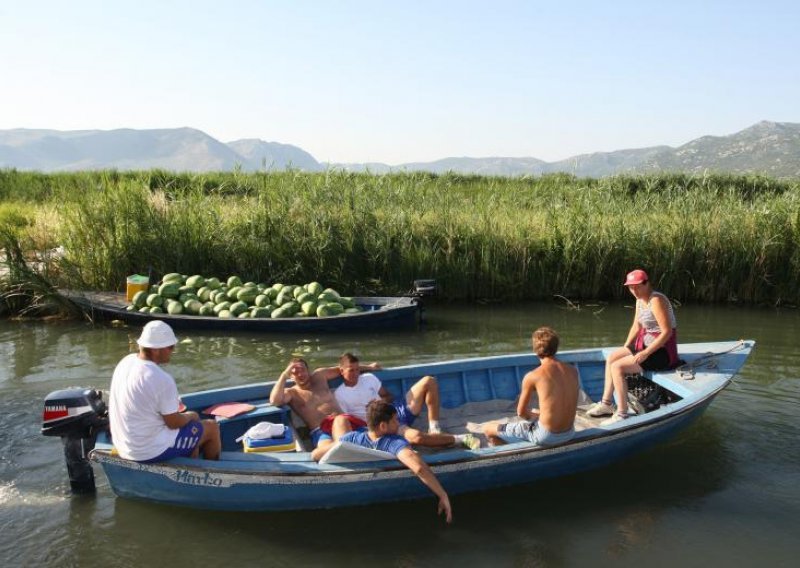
[127,273,364,319]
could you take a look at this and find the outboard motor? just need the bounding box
[409,279,437,325]
[411,279,437,298]
[42,388,109,494]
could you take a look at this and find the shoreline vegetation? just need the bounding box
[1,168,799,317]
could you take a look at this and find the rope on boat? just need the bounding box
[676,339,747,380]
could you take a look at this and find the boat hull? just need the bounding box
[90,339,756,511]
[97,399,713,511]
[64,291,421,332]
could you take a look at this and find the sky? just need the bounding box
[1,0,798,165]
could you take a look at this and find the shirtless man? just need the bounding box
[483,327,579,447]
[269,357,375,449]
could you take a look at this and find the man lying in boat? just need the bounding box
[314,399,453,523]
[269,357,377,451]
[482,327,579,447]
[319,352,479,453]
[109,321,221,462]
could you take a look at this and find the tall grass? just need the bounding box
[2,168,800,305]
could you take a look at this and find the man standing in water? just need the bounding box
[109,321,221,462]
[483,327,579,447]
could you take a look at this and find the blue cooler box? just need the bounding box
[242,427,295,453]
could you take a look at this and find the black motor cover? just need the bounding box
[42,388,108,437]
[42,388,109,494]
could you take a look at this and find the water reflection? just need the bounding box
[3,301,800,566]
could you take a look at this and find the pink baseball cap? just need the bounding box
[623,269,649,286]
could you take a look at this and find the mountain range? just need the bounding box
[0,121,798,178]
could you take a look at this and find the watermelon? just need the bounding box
[186,275,206,288]
[166,300,183,315]
[206,277,222,290]
[158,282,180,298]
[226,286,243,301]
[254,294,270,308]
[293,285,308,299]
[339,297,355,309]
[238,312,250,319]
[251,307,271,318]
[237,287,258,304]
[271,306,291,318]
[132,290,148,308]
[227,275,242,288]
[126,305,136,312]
[149,306,164,314]
[146,293,164,307]
[218,310,233,318]
[307,282,323,296]
[317,291,339,303]
[317,302,344,317]
[296,292,314,305]
[139,306,151,313]
[197,286,212,302]
[213,301,231,315]
[162,273,183,284]
[301,300,318,316]
[199,304,215,316]
[229,301,248,317]
[276,290,294,306]
[178,292,199,304]
[184,299,203,315]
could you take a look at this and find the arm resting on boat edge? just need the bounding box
[396,447,452,523]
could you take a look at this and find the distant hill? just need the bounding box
[1,121,798,177]
[226,139,322,171]
[0,128,322,173]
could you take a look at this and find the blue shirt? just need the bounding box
[340,431,409,456]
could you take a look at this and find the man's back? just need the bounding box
[528,358,579,433]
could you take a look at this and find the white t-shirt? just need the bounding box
[334,373,382,421]
[109,353,180,461]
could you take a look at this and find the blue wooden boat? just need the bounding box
[43,340,753,511]
[63,290,422,332]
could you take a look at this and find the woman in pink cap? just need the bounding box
[586,269,679,424]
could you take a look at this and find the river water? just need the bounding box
[1,302,798,566]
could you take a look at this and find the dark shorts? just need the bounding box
[310,427,332,448]
[393,400,417,427]
[626,343,671,371]
[142,420,204,463]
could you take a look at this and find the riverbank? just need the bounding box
[2,169,800,311]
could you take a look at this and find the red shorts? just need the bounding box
[319,414,367,434]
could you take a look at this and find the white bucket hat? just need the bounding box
[137,321,178,349]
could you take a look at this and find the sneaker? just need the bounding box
[600,412,631,426]
[460,433,481,450]
[586,401,615,417]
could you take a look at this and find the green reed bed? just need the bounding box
[1,169,799,306]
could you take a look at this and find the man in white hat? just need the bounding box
[109,321,221,461]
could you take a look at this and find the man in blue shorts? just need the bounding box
[315,399,453,523]
[109,321,221,462]
[483,327,579,447]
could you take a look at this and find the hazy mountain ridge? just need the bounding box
[0,121,798,177]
